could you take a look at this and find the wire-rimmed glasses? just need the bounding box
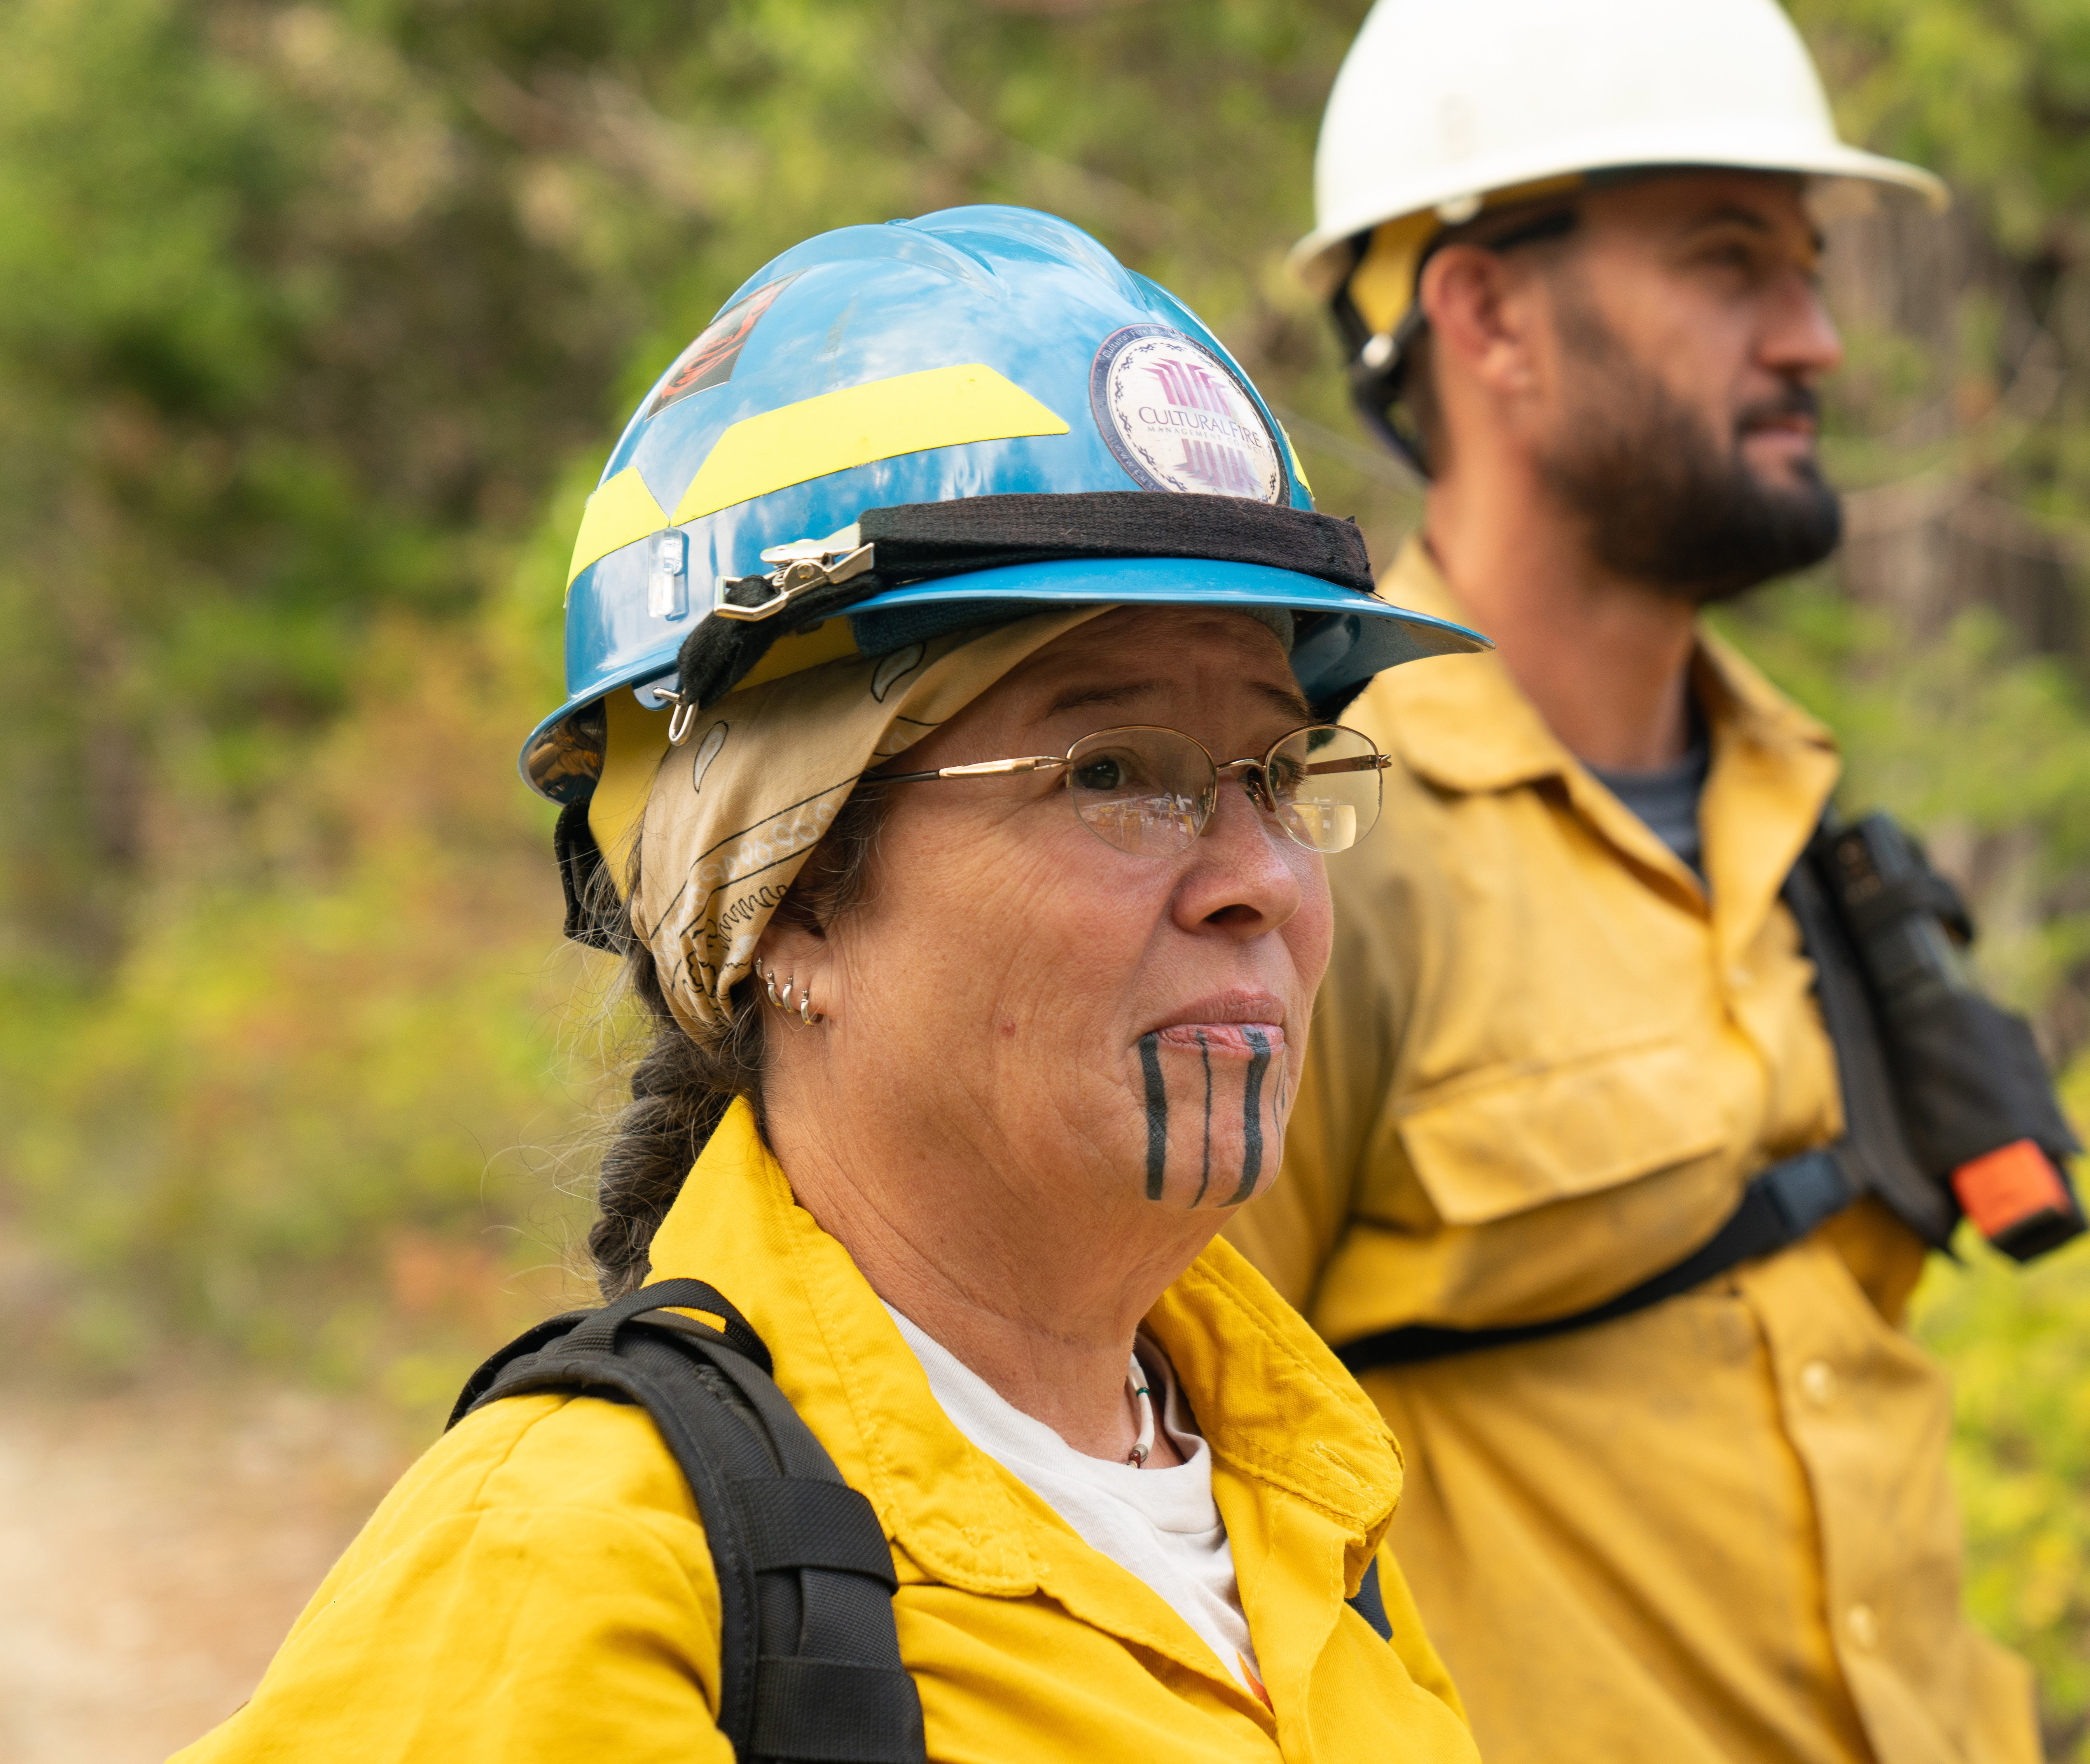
[876,723,1391,856]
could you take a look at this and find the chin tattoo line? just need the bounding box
[1225,1027,1272,1206]
[1138,1028,1289,1209]
[1192,1030,1215,1207]
[1139,1031,1168,1202]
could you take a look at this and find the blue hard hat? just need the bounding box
[524,205,1484,801]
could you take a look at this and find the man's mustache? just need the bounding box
[1735,381,1822,436]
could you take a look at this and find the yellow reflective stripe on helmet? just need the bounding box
[669,364,1069,526]
[566,465,671,589]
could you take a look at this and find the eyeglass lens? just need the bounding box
[1065,729,1216,855]
[1265,724,1382,851]
[1063,726,1382,856]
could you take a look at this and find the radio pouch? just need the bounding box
[1810,814,2084,1262]
[1335,809,2087,1372]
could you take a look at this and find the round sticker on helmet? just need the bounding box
[1090,325,1285,502]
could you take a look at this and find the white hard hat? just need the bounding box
[1294,0,1947,310]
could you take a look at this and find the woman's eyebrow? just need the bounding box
[1042,680,1163,717]
[1256,681,1314,724]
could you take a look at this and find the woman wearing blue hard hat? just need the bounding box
[177,207,1486,1764]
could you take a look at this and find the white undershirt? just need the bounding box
[884,1304,1264,1698]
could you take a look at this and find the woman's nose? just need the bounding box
[1178,771,1306,935]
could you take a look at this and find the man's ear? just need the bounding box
[1419,244,1546,403]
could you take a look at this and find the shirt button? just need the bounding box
[1800,1360,1838,1408]
[1847,1603,1880,1649]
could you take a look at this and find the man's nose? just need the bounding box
[1761,274,1844,381]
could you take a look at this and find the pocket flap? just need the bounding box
[1396,1039,1726,1226]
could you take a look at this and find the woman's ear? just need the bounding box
[754,785,890,1030]
[754,918,831,1016]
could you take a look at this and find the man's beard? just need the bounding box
[1534,289,1843,605]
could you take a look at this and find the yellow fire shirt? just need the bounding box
[176,1099,1475,1764]
[1226,538,2041,1764]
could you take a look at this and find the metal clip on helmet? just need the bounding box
[521,205,1485,855]
[1291,0,1948,474]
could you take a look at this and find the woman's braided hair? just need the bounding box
[588,784,891,1299]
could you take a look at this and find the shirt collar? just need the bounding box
[645,1100,1403,1595]
[1374,537,1831,780]
[1370,537,1569,796]
[1368,535,1839,928]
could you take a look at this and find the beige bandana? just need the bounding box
[630,609,1105,1044]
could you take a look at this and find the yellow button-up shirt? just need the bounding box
[177,1099,1476,1764]
[1226,540,2040,1764]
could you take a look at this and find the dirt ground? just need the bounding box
[0,1381,407,1764]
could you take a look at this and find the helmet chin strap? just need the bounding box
[1334,201,1583,481]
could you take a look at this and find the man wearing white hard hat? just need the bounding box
[1225,0,2051,1760]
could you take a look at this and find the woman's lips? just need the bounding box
[1152,1023,1285,1057]
[1143,992,1287,1058]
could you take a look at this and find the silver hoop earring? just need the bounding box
[753,957,825,1027]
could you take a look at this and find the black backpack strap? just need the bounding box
[1337,824,1947,1373]
[449,1279,925,1764]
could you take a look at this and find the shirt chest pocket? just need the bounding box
[1393,1038,1729,1226]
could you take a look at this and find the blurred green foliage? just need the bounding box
[0,0,2086,1750]
[1919,1198,2090,1753]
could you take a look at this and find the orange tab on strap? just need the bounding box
[1950,1138,2072,1238]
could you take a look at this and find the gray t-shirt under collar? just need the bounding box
[1586,714,1711,878]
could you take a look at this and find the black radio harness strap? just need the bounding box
[1337,1147,1858,1372]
